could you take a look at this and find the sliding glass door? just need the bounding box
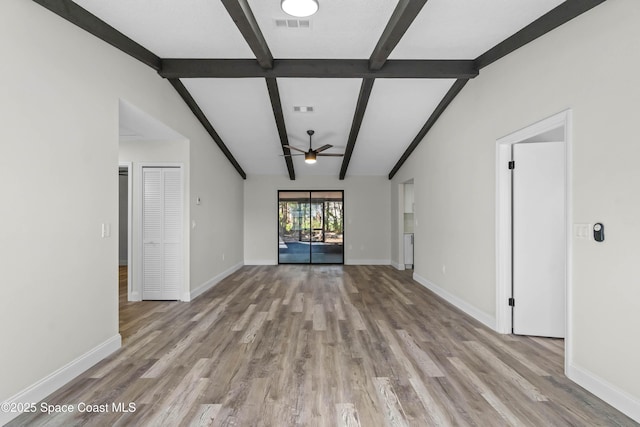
[278,191,344,264]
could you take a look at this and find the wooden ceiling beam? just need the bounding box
[32,0,161,70]
[369,0,429,71]
[339,78,375,180]
[266,78,296,180]
[388,79,468,179]
[168,79,247,179]
[160,59,478,79]
[476,0,607,69]
[220,0,273,69]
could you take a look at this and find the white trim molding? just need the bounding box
[567,363,640,423]
[245,260,391,266]
[244,260,277,266]
[189,262,244,301]
[135,162,187,301]
[495,109,573,339]
[391,260,405,270]
[0,335,121,426]
[413,273,496,330]
[345,259,391,265]
[119,162,133,301]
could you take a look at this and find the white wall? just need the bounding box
[391,0,640,419]
[0,0,244,411]
[189,135,244,295]
[245,175,390,265]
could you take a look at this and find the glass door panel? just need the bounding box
[310,192,343,264]
[278,191,343,264]
[278,192,311,263]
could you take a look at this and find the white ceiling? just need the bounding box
[74,0,254,58]
[74,0,570,178]
[349,79,456,176]
[390,0,565,59]
[278,78,361,176]
[248,0,398,59]
[182,78,284,175]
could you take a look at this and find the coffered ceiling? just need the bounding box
[34,0,606,179]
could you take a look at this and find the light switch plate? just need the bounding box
[573,223,591,240]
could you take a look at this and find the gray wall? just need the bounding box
[0,0,244,407]
[245,175,391,265]
[390,0,640,417]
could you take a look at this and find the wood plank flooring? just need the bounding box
[9,265,637,426]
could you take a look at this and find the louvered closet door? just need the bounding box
[142,167,182,300]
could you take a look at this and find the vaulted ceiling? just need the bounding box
[34,0,605,179]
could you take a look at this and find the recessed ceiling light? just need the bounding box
[281,0,319,18]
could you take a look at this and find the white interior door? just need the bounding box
[142,167,182,300]
[512,142,566,337]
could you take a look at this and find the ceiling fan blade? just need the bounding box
[283,145,306,153]
[314,144,333,153]
[281,153,304,157]
[317,153,344,157]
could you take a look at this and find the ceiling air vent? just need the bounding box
[294,106,314,113]
[275,18,311,29]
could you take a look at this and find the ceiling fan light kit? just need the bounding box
[281,0,319,18]
[283,129,344,165]
[305,152,317,164]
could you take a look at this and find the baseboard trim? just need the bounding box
[345,259,391,265]
[245,260,391,266]
[413,273,496,330]
[244,260,277,266]
[391,261,405,270]
[0,334,121,426]
[189,262,244,301]
[567,363,640,423]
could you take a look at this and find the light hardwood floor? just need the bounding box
[9,265,637,426]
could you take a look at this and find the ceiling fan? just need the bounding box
[283,130,344,164]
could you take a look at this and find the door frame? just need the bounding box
[495,110,573,363]
[119,162,134,301]
[395,179,415,271]
[135,162,186,301]
[396,183,406,271]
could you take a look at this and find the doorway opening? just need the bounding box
[496,110,572,364]
[278,191,344,264]
[118,162,133,304]
[402,180,414,270]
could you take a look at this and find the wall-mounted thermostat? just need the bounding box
[593,223,604,242]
